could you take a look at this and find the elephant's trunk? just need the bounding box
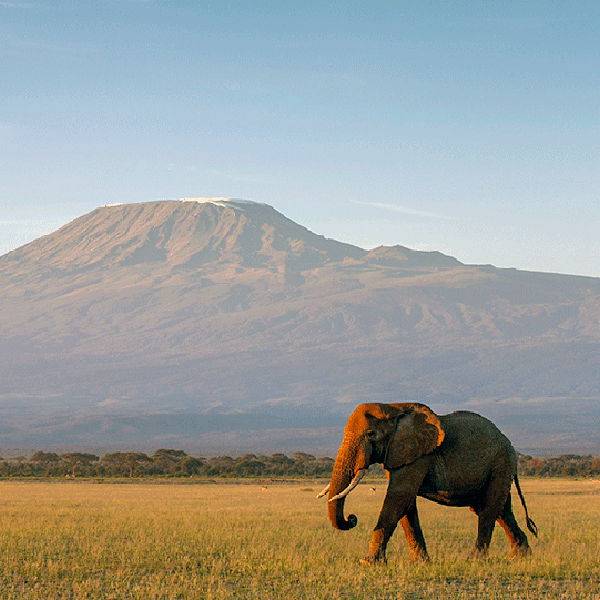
[327,437,362,530]
[328,493,358,530]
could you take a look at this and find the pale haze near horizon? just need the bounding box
[1,1,598,277]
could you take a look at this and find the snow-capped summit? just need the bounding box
[179,197,269,211]
[3,198,365,274]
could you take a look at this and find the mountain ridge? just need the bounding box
[3,199,366,272]
[1,199,599,454]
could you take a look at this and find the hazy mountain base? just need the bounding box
[1,398,599,457]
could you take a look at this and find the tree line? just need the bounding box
[0,450,598,479]
[518,454,600,478]
[0,450,339,479]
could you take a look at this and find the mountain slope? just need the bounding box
[2,198,365,274]
[1,198,599,453]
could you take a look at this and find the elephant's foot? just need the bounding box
[360,555,386,566]
[362,529,388,565]
[468,547,489,560]
[510,544,531,559]
[360,548,386,566]
[408,550,430,563]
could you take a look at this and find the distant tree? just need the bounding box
[151,449,188,475]
[30,452,60,464]
[60,453,100,477]
[524,458,545,476]
[235,456,266,477]
[269,453,294,476]
[102,452,150,477]
[205,456,235,477]
[153,449,187,460]
[176,456,203,476]
[562,465,578,477]
[294,452,316,463]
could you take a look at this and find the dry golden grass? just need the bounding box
[0,478,599,599]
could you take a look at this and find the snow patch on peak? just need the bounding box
[180,197,234,203]
[180,197,270,212]
[181,197,246,212]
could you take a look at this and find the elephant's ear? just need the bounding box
[385,403,445,470]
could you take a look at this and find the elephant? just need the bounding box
[318,403,537,564]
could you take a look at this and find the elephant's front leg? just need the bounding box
[361,463,428,565]
[361,489,409,565]
[400,501,429,561]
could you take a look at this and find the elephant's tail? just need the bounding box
[514,473,538,537]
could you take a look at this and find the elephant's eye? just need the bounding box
[365,430,377,440]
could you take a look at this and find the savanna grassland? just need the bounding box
[1,478,599,599]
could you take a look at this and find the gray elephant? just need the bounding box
[318,403,537,563]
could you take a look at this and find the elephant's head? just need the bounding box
[322,403,445,531]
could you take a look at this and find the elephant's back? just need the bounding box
[440,411,515,459]
[422,411,517,501]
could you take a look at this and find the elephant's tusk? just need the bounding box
[316,484,330,499]
[328,469,367,502]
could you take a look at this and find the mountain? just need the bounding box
[1,198,599,455]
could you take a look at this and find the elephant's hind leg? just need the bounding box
[471,471,512,556]
[497,495,531,558]
[469,507,495,557]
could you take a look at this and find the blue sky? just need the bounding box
[2,1,599,276]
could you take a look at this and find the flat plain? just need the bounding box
[1,478,599,599]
